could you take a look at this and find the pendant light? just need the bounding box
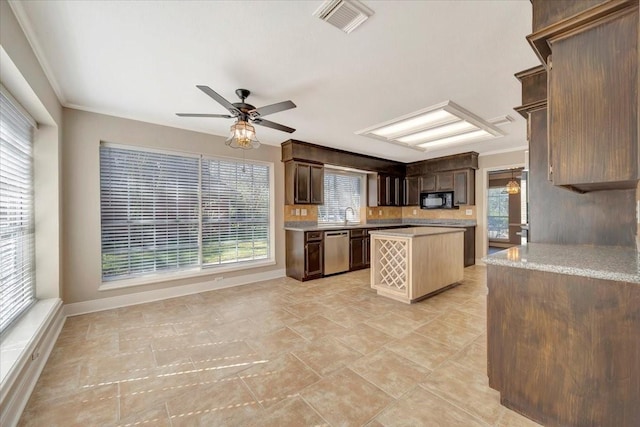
[506,169,520,195]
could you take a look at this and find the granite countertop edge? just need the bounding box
[483,244,640,284]
[369,227,465,237]
[284,220,477,232]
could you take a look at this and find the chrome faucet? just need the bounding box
[344,207,355,226]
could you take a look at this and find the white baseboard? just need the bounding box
[0,299,65,427]
[64,268,286,317]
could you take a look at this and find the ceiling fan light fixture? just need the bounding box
[226,120,260,150]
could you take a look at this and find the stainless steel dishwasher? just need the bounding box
[323,230,350,275]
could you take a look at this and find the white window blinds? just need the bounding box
[318,170,362,225]
[201,159,270,265]
[0,91,36,333]
[100,147,200,280]
[100,145,271,281]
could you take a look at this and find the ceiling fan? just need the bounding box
[176,86,296,149]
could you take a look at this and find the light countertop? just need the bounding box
[483,243,639,284]
[369,227,464,237]
[284,219,476,232]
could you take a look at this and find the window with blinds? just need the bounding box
[201,159,270,266]
[99,144,271,281]
[0,91,36,334]
[318,169,362,225]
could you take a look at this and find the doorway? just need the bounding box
[487,168,525,254]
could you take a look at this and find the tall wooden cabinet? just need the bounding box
[488,1,640,426]
[529,0,639,192]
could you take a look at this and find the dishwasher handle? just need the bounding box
[324,231,349,238]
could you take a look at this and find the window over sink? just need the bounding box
[318,168,364,226]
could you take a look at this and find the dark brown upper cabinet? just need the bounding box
[403,176,420,206]
[285,161,324,205]
[435,172,454,191]
[420,174,436,192]
[528,0,638,192]
[453,169,475,206]
[370,173,402,206]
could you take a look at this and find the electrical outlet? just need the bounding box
[412,209,417,215]
[465,209,473,216]
[295,208,300,216]
[301,208,307,216]
[368,209,372,215]
[378,210,382,216]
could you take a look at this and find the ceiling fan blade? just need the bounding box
[176,113,234,118]
[252,118,295,133]
[252,100,296,117]
[196,85,240,114]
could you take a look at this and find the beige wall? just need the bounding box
[476,149,527,261]
[62,108,285,304]
[1,0,63,299]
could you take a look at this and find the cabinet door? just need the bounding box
[305,241,323,278]
[388,176,401,206]
[436,172,454,191]
[349,237,365,270]
[453,170,468,206]
[377,175,388,206]
[295,163,310,204]
[463,227,476,267]
[310,165,324,204]
[420,175,436,192]
[403,176,420,206]
[364,236,370,266]
[548,7,638,190]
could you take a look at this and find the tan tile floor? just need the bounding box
[19,265,542,426]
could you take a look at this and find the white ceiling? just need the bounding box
[10,0,539,162]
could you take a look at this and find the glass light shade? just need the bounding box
[226,120,260,150]
[506,179,520,194]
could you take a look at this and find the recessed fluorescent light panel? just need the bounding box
[356,101,506,152]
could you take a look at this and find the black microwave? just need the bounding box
[420,191,455,209]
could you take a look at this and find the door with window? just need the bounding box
[488,168,523,250]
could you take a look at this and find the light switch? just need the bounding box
[369,209,372,215]
[412,209,417,215]
[301,208,307,216]
[465,209,472,216]
[378,210,382,216]
[295,208,300,216]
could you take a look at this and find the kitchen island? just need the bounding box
[369,227,464,304]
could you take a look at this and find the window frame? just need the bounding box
[98,142,275,290]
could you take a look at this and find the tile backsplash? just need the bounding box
[402,205,476,220]
[285,204,476,226]
[284,205,318,222]
[365,206,403,220]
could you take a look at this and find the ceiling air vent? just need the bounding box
[313,0,374,34]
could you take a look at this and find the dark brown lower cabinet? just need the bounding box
[487,265,640,426]
[285,230,323,281]
[463,226,475,267]
[349,229,371,271]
